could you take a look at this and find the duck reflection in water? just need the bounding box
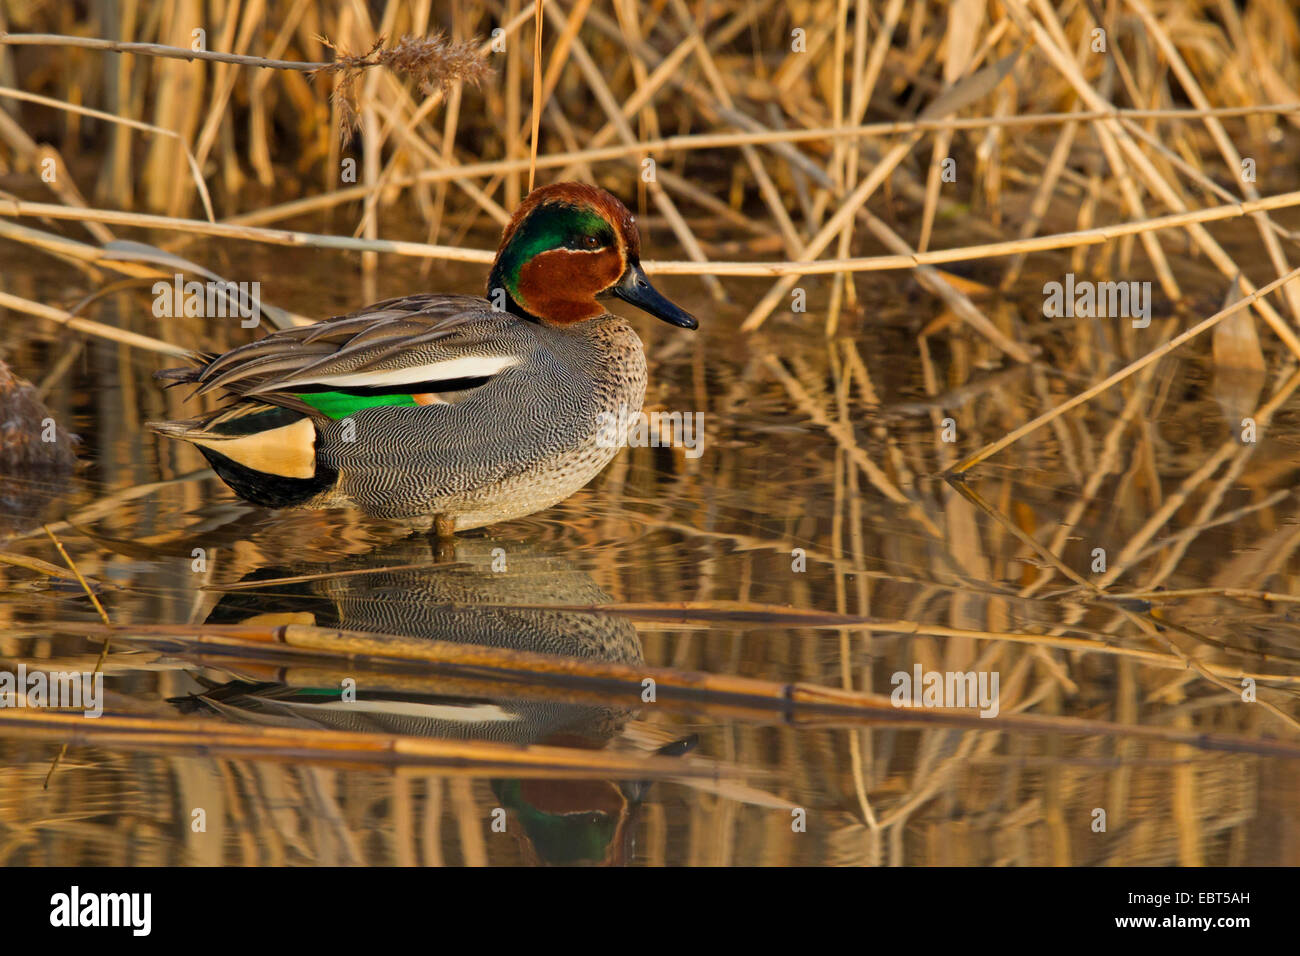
[171,537,696,865]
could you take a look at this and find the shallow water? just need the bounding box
[2,215,1300,866]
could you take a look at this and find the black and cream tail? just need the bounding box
[147,404,336,508]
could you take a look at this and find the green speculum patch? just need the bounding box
[295,391,419,420]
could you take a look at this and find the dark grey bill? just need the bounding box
[607,262,698,329]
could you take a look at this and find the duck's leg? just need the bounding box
[433,514,457,562]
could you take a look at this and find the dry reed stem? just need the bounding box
[1011,0,1300,356]
[40,525,114,787]
[1128,0,1300,322]
[44,619,1300,757]
[527,0,543,193]
[0,87,215,222]
[1096,369,1300,589]
[0,104,113,246]
[950,263,1300,473]
[0,31,339,70]
[0,290,191,358]
[740,133,922,330]
[19,188,1299,278]
[214,104,1300,229]
[0,709,726,779]
[856,208,1033,362]
[542,1,724,302]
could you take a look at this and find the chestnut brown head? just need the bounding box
[486,182,697,330]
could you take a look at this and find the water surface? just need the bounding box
[2,215,1299,866]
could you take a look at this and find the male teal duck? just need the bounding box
[150,182,697,533]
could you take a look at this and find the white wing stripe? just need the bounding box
[292,354,519,389]
[303,701,520,722]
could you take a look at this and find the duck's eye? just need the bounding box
[582,235,601,249]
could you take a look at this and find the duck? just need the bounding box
[149,182,697,534]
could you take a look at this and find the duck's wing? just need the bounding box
[159,294,532,422]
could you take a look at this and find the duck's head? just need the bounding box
[487,182,698,330]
